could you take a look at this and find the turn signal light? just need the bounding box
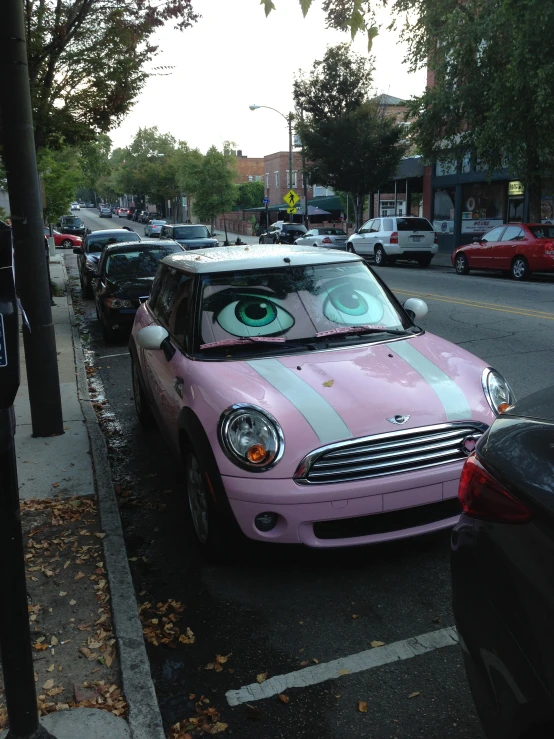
[497,402,511,413]
[246,444,267,464]
[458,454,532,524]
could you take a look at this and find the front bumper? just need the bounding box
[223,462,463,547]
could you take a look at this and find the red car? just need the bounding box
[118,208,130,218]
[44,227,82,249]
[452,223,554,280]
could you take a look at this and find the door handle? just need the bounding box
[173,377,184,397]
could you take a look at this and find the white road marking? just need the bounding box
[225,626,458,706]
[98,352,130,359]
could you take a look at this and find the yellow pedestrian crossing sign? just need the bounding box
[286,207,297,214]
[284,189,300,208]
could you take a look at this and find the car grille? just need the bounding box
[313,498,462,540]
[294,422,487,484]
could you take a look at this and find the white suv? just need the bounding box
[347,216,438,267]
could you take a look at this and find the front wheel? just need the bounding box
[512,256,530,281]
[346,243,356,253]
[258,237,264,244]
[374,245,388,266]
[62,238,72,248]
[81,274,93,299]
[455,253,470,275]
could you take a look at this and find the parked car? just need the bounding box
[144,219,167,237]
[99,206,112,218]
[58,215,86,237]
[452,385,554,739]
[295,227,349,249]
[132,209,143,222]
[93,240,183,341]
[44,227,82,249]
[129,244,511,559]
[74,227,140,298]
[159,223,218,249]
[86,202,95,208]
[347,216,438,267]
[118,208,130,218]
[259,222,308,244]
[452,223,554,280]
[70,202,81,211]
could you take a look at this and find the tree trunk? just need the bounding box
[528,177,542,223]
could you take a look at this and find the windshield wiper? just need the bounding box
[315,325,409,340]
[200,336,318,351]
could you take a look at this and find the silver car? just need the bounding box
[346,216,438,267]
[144,219,167,237]
[295,227,348,250]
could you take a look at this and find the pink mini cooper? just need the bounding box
[130,245,514,558]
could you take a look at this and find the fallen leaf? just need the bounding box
[338,668,350,675]
[47,665,55,673]
[59,591,67,597]
[207,723,228,734]
[74,572,85,581]
[50,636,59,646]
[43,679,54,690]
[322,379,334,387]
[299,660,309,667]
[370,640,385,648]
[358,701,368,713]
[352,614,359,619]
[408,691,420,699]
[94,533,106,540]
[312,658,319,664]
[278,694,289,704]
[256,672,268,683]
[69,600,77,606]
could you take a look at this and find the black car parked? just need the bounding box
[58,215,86,237]
[452,386,554,739]
[159,223,218,250]
[259,222,307,244]
[74,228,140,298]
[93,240,183,341]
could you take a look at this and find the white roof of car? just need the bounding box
[162,245,362,274]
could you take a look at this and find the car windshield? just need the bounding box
[396,218,433,231]
[319,229,346,236]
[105,246,180,278]
[63,217,83,226]
[198,261,410,353]
[87,232,140,253]
[529,225,554,238]
[173,226,211,240]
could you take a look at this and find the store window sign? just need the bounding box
[509,181,525,196]
[461,219,504,234]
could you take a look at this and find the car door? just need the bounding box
[368,219,381,251]
[299,229,314,246]
[471,226,506,268]
[354,220,374,254]
[496,225,525,270]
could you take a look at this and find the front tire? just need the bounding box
[81,273,93,299]
[455,253,470,275]
[62,238,72,248]
[512,256,530,281]
[346,243,356,254]
[259,237,264,244]
[374,245,388,266]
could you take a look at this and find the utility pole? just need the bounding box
[287,113,294,223]
[0,0,63,438]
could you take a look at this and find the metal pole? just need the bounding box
[0,226,56,739]
[288,114,294,222]
[0,0,63,438]
[394,180,398,216]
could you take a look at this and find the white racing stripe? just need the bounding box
[226,626,458,706]
[246,358,352,444]
[387,341,472,421]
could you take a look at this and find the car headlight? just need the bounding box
[482,368,515,415]
[104,298,133,309]
[219,404,284,471]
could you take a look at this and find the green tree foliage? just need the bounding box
[295,45,405,227]
[179,146,237,225]
[25,0,199,151]
[400,0,554,220]
[235,181,265,208]
[38,147,84,222]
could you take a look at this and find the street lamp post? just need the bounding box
[249,104,294,222]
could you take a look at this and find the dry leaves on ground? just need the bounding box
[168,699,228,737]
[139,600,195,648]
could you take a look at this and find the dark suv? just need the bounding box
[259,222,307,244]
[58,215,86,237]
[73,228,140,298]
[159,223,218,250]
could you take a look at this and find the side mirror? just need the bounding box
[472,236,480,243]
[403,297,428,320]
[136,325,169,351]
[73,247,81,255]
[354,229,359,234]
[87,228,92,234]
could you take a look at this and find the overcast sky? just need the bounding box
[109,0,427,158]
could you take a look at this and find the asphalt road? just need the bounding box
[64,208,554,738]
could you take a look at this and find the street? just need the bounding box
[66,208,554,738]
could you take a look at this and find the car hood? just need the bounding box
[105,276,154,298]
[191,332,494,478]
[176,238,218,249]
[86,253,101,263]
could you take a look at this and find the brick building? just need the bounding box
[233,150,264,184]
[263,151,315,208]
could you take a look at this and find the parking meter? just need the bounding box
[0,221,20,409]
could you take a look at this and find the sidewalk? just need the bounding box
[1,256,164,739]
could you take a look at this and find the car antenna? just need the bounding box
[283,257,291,264]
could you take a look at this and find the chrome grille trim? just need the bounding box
[294,422,487,485]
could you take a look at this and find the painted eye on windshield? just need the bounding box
[214,293,295,336]
[323,284,384,325]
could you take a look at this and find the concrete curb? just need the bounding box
[61,260,166,739]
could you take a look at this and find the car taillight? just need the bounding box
[544,241,554,255]
[390,231,398,244]
[458,454,532,524]
[434,232,438,244]
[322,237,333,244]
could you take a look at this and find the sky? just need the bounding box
[109,0,427,158]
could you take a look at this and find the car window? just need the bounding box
[529,225,554,238]
[304,231,313,237]
[173,226,210,240]
[153,267,183,326]
[168,275,194,350]
[396,218,433,231]
[500,226,524,241]
[151,220,166,226]
[105,246,180,278]
[358,220,373,234]
[482,226,505,243]
[370,220,381,232]
[382,219,394,232]
[86,232,140,253]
